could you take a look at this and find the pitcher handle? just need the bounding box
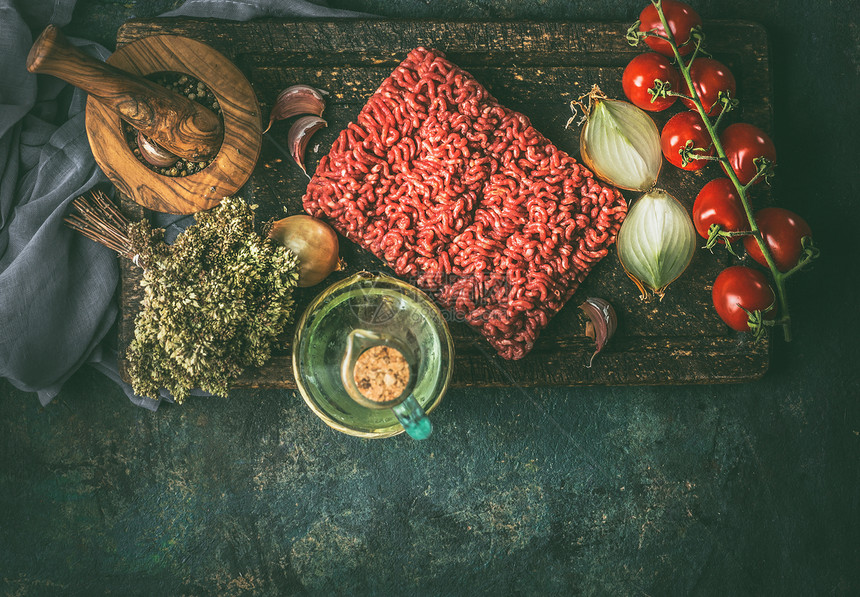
[391,395,433,440]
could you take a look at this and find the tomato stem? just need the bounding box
[642,31,671,43]
[653,1,792,342]
[649,78,674,102]
[666,90,696,102]
[780,237,819,281]
[704,224,745,256]
[741,158,776,189]
[719,230,756,239]
[685,154,723,162]
[709,92,737,130]
[626,20,645,46]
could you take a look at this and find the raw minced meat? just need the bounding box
[304,47,626,359]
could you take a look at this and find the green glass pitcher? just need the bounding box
[292,272,454,439]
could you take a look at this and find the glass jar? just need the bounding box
[292,272,454,438]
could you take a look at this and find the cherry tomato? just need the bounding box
[743,207,812,272]
[712,266,776,332]
[622,52,681,112]
[692,178,748,242]
[661,111,714,170]
[720,123,777,186]
[681,58,737,117]
[638,0,702,57]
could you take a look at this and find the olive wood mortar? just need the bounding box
[26,25,262,214]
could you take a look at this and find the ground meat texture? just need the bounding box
[304,47,627,360]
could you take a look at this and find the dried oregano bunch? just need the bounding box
[124,197,299,403]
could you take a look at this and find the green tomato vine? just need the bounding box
[630,0,819,341]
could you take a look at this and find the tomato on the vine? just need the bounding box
[720,123,777,186]
[681,58,737,117]
[743,207,812,272]
[712,266,776,332]
[692,178,748,241]
[661,111,714,170]
[638,0,702,57]
[622,52,681,112]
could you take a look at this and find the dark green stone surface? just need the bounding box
[2,1,858,594]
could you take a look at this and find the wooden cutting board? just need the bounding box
[116,18,772,388]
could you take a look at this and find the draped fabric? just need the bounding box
[0,0,366,409]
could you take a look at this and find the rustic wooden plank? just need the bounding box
[117,19,765,58]
[116,19,773,388]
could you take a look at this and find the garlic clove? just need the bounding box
[264,85,326,134]
[137,131,179,168]
[579,297,617,367]
[288,116,327,176]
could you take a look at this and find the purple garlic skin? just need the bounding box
[264,85,326,134]
[579,297,617,367]
[288,115,327,176]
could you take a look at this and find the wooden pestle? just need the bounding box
[27,25,223,161]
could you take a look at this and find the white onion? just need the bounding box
[579,97,662,191]
[617,189,696,300]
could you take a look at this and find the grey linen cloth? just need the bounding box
[0,0,365,409]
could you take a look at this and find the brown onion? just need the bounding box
[268,215,339,287]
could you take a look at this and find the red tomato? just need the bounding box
[743,207,812,272]
[712,266,776,332]
[720,123,777,185]
[661,111,714,170]
[638,0,702,57]
[622,53,681,112]
[692,178,748,241]
[681,58,737,116]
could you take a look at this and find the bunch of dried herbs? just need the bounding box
[68,193,298,403]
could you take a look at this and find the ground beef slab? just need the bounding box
[303,47,627,360]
